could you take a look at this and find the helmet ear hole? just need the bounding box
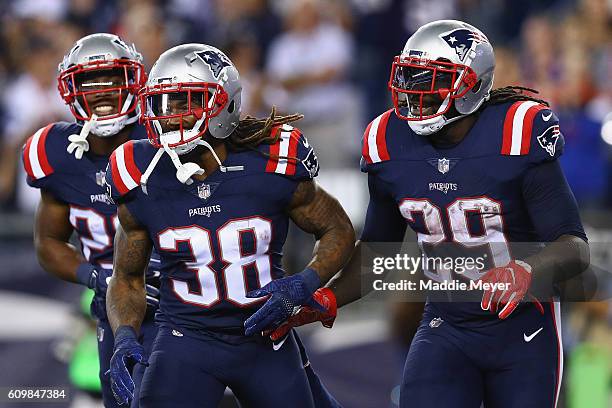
[227,100,235,114]
[471,80,482,93]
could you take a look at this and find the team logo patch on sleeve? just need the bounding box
[301,148,319,179]
[537,125,560,157]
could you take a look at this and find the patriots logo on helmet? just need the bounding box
[194,50,231,79]
[440,28,486,62]
[537,125,560,157]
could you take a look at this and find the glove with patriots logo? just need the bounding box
[479,260,542,319]
[266,287,337,341]
[244,268,321,336]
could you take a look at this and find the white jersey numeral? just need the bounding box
[399,197,510,281]
[68,206,116,264]
[158,217,273,307]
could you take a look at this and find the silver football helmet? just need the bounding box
[140,43,242,155]
[58,33,145,137]
[389,20,495,135]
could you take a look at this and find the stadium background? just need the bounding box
[0,0,610,407]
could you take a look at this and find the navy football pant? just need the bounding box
[400,302,563,408]
[139,327,323,408]
[294,332,343,408]
[97,318,158,408]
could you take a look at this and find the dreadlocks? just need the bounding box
[227,106,304,155]
[484,86,550,108]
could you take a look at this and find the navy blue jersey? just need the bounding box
[22,122,159,272]
[360,102,586,325]
[106,124,319,333]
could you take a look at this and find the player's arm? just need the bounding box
[268,174,408,340]
[107,202,152,333]
[244,180,355,335]
[287,179,356,283]
[480,159,590,319]
[522,160,590,293]
[34,189,96,286]
[329,174,407,307]
[106,202,151,405]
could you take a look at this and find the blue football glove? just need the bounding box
[107,326,148,406]
[244,268,321,336]
[77,264,160,319]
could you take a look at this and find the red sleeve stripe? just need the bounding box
[501,101,544,155]
[365,109,392,163]
[24,124,54,179]
[265,126,282,172]
[285,129,301,176]
[361,121,374,164]
[109,150,128,195]
[520,104,547,155]
[266,125,298,175]
[110,142,141,195]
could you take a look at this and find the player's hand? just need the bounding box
[81,266,159,317]
[266,287,337,341]
[244,268,321,336]
[107,326,148,406]
[479,260,533,319]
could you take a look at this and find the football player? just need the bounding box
[23,33,160,408]
[105,43,354,407]
[269,20,590,408]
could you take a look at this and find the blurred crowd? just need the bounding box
[0,1,610,406]
[0,0,609,212]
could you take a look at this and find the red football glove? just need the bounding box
[479,260,539,319]
[267,287,337,341]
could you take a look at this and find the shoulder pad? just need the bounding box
[23,124,56,181]
[107,140,151,200]
[500,101,564,162]
[361,109,393,167]
[23,122,89,184]
[264,124,319,180]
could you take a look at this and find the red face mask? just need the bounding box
[58,59,146,121]
[389,56,478,121]
[139,82,228,149]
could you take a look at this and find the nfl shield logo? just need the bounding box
[197,184,211,200]
[438,158,450,174]
[95,170,106,187]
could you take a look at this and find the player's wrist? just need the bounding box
[76,263,97,289]
[114,325,138,345]
[298,268,321,296]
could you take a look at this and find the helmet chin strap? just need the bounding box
[139,138,244,195]
[67,114,98,159]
